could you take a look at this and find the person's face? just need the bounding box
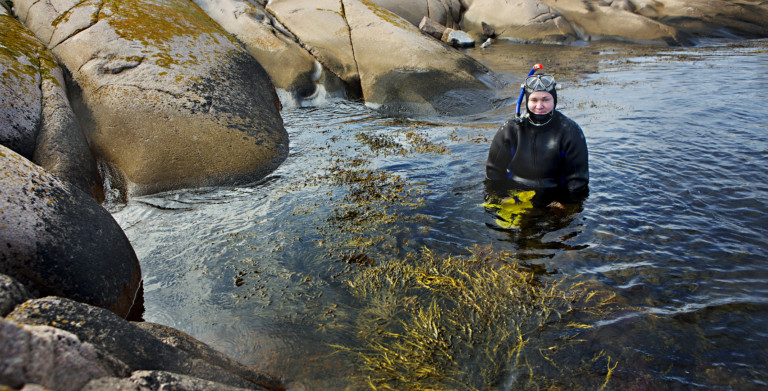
[527,91,554,115]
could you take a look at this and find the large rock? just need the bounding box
[631,0,768,38]
[190,0,345,106]
[82,371,263,391]
[0,145,141,317]
[460,0,577,43]
[541,0,686,45]
[13,0,288,198]
[345,0,498,115]
[461,0,684,45]
[267,0,360,92]
[367,0,463,28]
[7,297,284,391]
[269,0,499,116]
[0,317,128,391]
[0,10,104,200]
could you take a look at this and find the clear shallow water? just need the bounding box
[113,39,768,389]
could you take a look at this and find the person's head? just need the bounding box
[523,74,557,125]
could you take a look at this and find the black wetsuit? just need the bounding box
[486,111,589,203]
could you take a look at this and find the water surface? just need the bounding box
[113,39,768,389]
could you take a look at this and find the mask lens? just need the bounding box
[525,74,555,91]
[539,75,555,88]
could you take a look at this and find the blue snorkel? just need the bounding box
[515,63,543,118]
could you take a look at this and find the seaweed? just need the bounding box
[332,245,621,390]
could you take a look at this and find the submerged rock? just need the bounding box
[13,0,288,198]
[134,322,286,391]
[0,145,141,318]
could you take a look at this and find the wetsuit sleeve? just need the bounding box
[563,123,589,201]
[486,120,516,181]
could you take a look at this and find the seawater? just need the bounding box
[113,39,768,389]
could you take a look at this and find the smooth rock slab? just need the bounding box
[345,0,499,115]
[14,0,288,198]
[269,0,499,116]
[0,145,141,317]
[191,0,345,106]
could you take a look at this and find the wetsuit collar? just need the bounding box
[527,111,554,126]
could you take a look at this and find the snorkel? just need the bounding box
[515,63,543,118]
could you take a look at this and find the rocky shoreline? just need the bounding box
[3,1,768,390]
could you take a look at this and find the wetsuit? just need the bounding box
[486,111,589,203]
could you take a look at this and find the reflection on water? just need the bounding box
[113,39,768,389]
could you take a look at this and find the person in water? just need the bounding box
[486,73,589,206]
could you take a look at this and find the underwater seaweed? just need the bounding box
[331,245,622,390]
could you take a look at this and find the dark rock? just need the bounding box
[0,317,129,390]
[0,145,141,317]
[0,274,36,317]
[481,21,496,39]
[135,322,284,391]
[419,16,447,40]
[8,297,284,391]
[83,371,264,391]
